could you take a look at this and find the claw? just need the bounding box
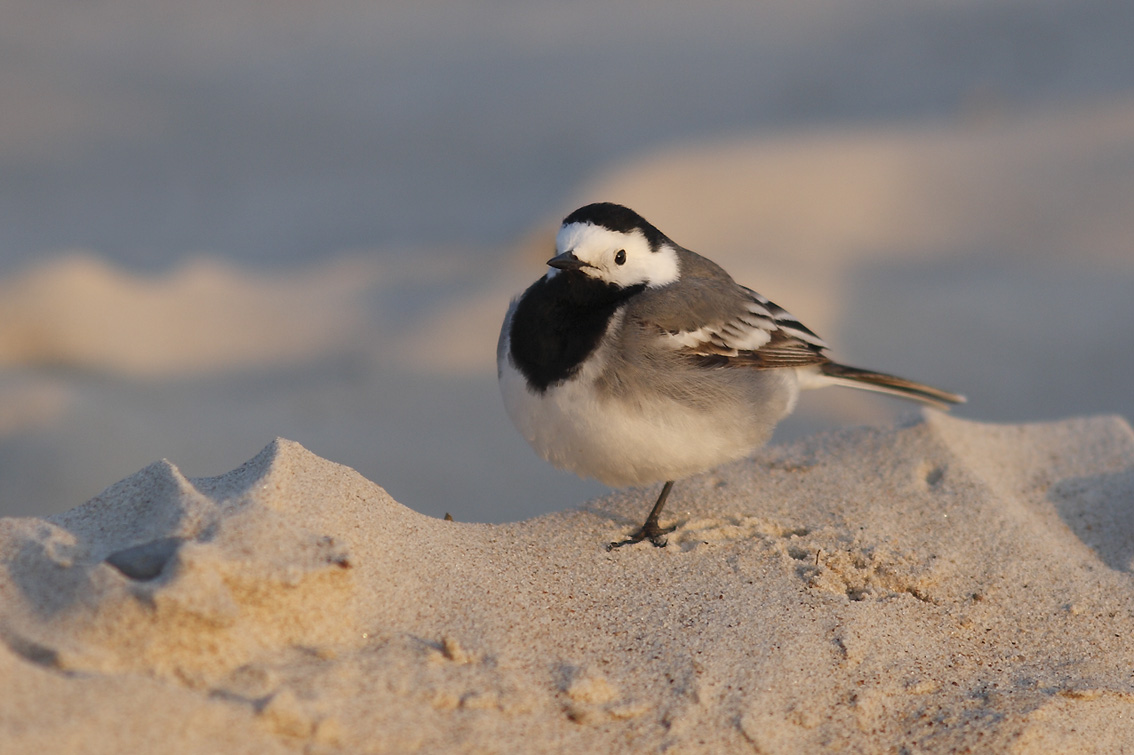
[607,521,677,550]
[607,480,678,550]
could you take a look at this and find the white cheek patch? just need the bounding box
[555,222,679,289]
[631,243,679,288]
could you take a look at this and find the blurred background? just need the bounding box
[1,0,1132,521]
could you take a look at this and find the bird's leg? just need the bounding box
[609,480,677,549]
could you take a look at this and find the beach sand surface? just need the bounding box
[3,411,1133,753]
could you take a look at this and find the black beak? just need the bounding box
[547,251,588,271]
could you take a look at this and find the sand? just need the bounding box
[3,410,1133,753]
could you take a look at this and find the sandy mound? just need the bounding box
[2,413,1133,752]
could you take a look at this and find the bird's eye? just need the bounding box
[614,249,626,265]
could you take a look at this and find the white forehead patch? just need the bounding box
[555,222,679,288]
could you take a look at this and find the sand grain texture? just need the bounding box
[2,412,1133,753]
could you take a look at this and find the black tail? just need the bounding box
[819,362,965,410]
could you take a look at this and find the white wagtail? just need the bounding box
[498,202,964,548]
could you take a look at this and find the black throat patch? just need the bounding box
[508,271,645,393]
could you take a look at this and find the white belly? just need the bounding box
[498,339,799,488]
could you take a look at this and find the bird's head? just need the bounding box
[548,202,679,289]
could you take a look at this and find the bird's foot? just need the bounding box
[607,520,677,550]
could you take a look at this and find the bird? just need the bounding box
[497,202,964,548]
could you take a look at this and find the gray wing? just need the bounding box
[630,255,830,369]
